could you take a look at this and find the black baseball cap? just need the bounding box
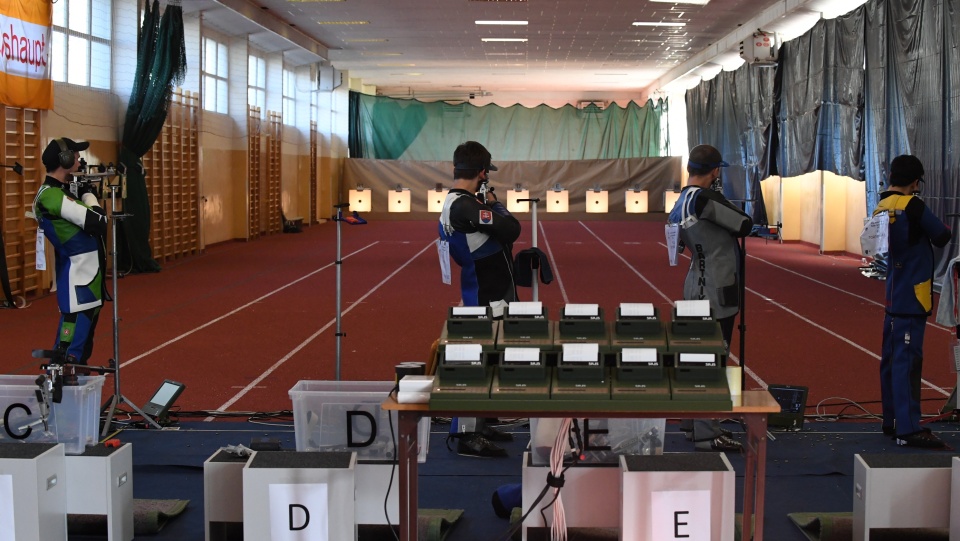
[42,137,90,171]
[889,154,924,187]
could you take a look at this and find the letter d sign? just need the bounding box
[269,483,329,540]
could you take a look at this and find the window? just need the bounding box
[51,0,112,89]
[248,55,266,117]
[203,37,228,114]
[282,68,297,123]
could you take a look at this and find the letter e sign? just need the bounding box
[269,483,329,540]
[651,489,711,540]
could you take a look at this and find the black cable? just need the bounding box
[386,386,400,541]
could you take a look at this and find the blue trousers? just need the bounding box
[55,307,101,365]
[880,314,925,437]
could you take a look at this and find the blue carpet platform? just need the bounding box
[63,420,960,540]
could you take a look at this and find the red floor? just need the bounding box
[1,219,954,421]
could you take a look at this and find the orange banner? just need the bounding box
[0,0,53,109]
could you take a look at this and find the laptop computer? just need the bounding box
[766,384,808,431]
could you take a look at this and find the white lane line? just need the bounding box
[748,253,881,306]
[121,241,380,369]
[746,286,949,396]
[747,252,952,334]
[207,240,436,418]
[660,242,949,397]
[578,222,674,305]
[537,222,569,303]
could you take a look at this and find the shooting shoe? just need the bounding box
[896,429,947,449]
[694,434,743,453]
[481,425,514,442]
[683,426,733,441]
[456,433,508,458]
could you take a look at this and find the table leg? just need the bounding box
[397,411,420,541]
[741,413,768,541]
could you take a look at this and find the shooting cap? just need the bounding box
[453,141,497,176]
[889,154,924,187]
[42,137,89,171]
[687,144,729,171]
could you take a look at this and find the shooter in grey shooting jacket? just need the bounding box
[667,144,752,452]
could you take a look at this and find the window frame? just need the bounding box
[247,53,266,118]
[282,67,297,124]
[202,36,229,115]
[50,0,113,89]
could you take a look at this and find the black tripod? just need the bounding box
[100,178,161,435]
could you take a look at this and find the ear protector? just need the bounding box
[55,138,76,169]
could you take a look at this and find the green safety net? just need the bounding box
[117,0,187,273]
[349,92,668,160]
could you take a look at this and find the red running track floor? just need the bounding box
[1,220,953,422]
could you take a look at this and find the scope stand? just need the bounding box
[517,198,542,301]
[100,183,162,435]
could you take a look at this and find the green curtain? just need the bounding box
[118,0,187,273]
[348,92,667,160]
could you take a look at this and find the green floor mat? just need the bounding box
[418,509,464,541]
[788,512,854,541]
[788,512,948,541]
[68,498,189,536]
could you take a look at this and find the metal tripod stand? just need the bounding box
[331,202,366,380]
[100,179,162,435]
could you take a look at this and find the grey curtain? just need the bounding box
[776,7,865,180]
[864,0,960,277]
[685,65,776,224]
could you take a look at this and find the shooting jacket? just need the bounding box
[439,189,520,306]
[668,186,752,320]
[33,176,107,313]
[875,192,951,316]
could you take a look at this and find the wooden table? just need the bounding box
[383,390,780,541]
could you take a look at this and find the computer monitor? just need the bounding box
[142,380,186,419]
[767,384,808,431]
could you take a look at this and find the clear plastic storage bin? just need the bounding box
[529,417,665,465]
[289,380,429,463]
[0,374,104,455]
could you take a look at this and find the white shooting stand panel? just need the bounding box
[0,442,67,541]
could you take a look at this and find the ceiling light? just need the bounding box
[482,38,528,42]
[377,63,416,67]
[632,21,686,27]
[485,52,525,56]
[346,39,389,43]
[316,21,369,25]
[288,0,345,2]
[649,0,710,4]
[361,52,402,56]
[475,20,528,25]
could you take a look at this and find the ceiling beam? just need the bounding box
[642,0,822,97]
[212,0,329,61]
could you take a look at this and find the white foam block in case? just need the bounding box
[399,376,435,393]
[397,391,431,404]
